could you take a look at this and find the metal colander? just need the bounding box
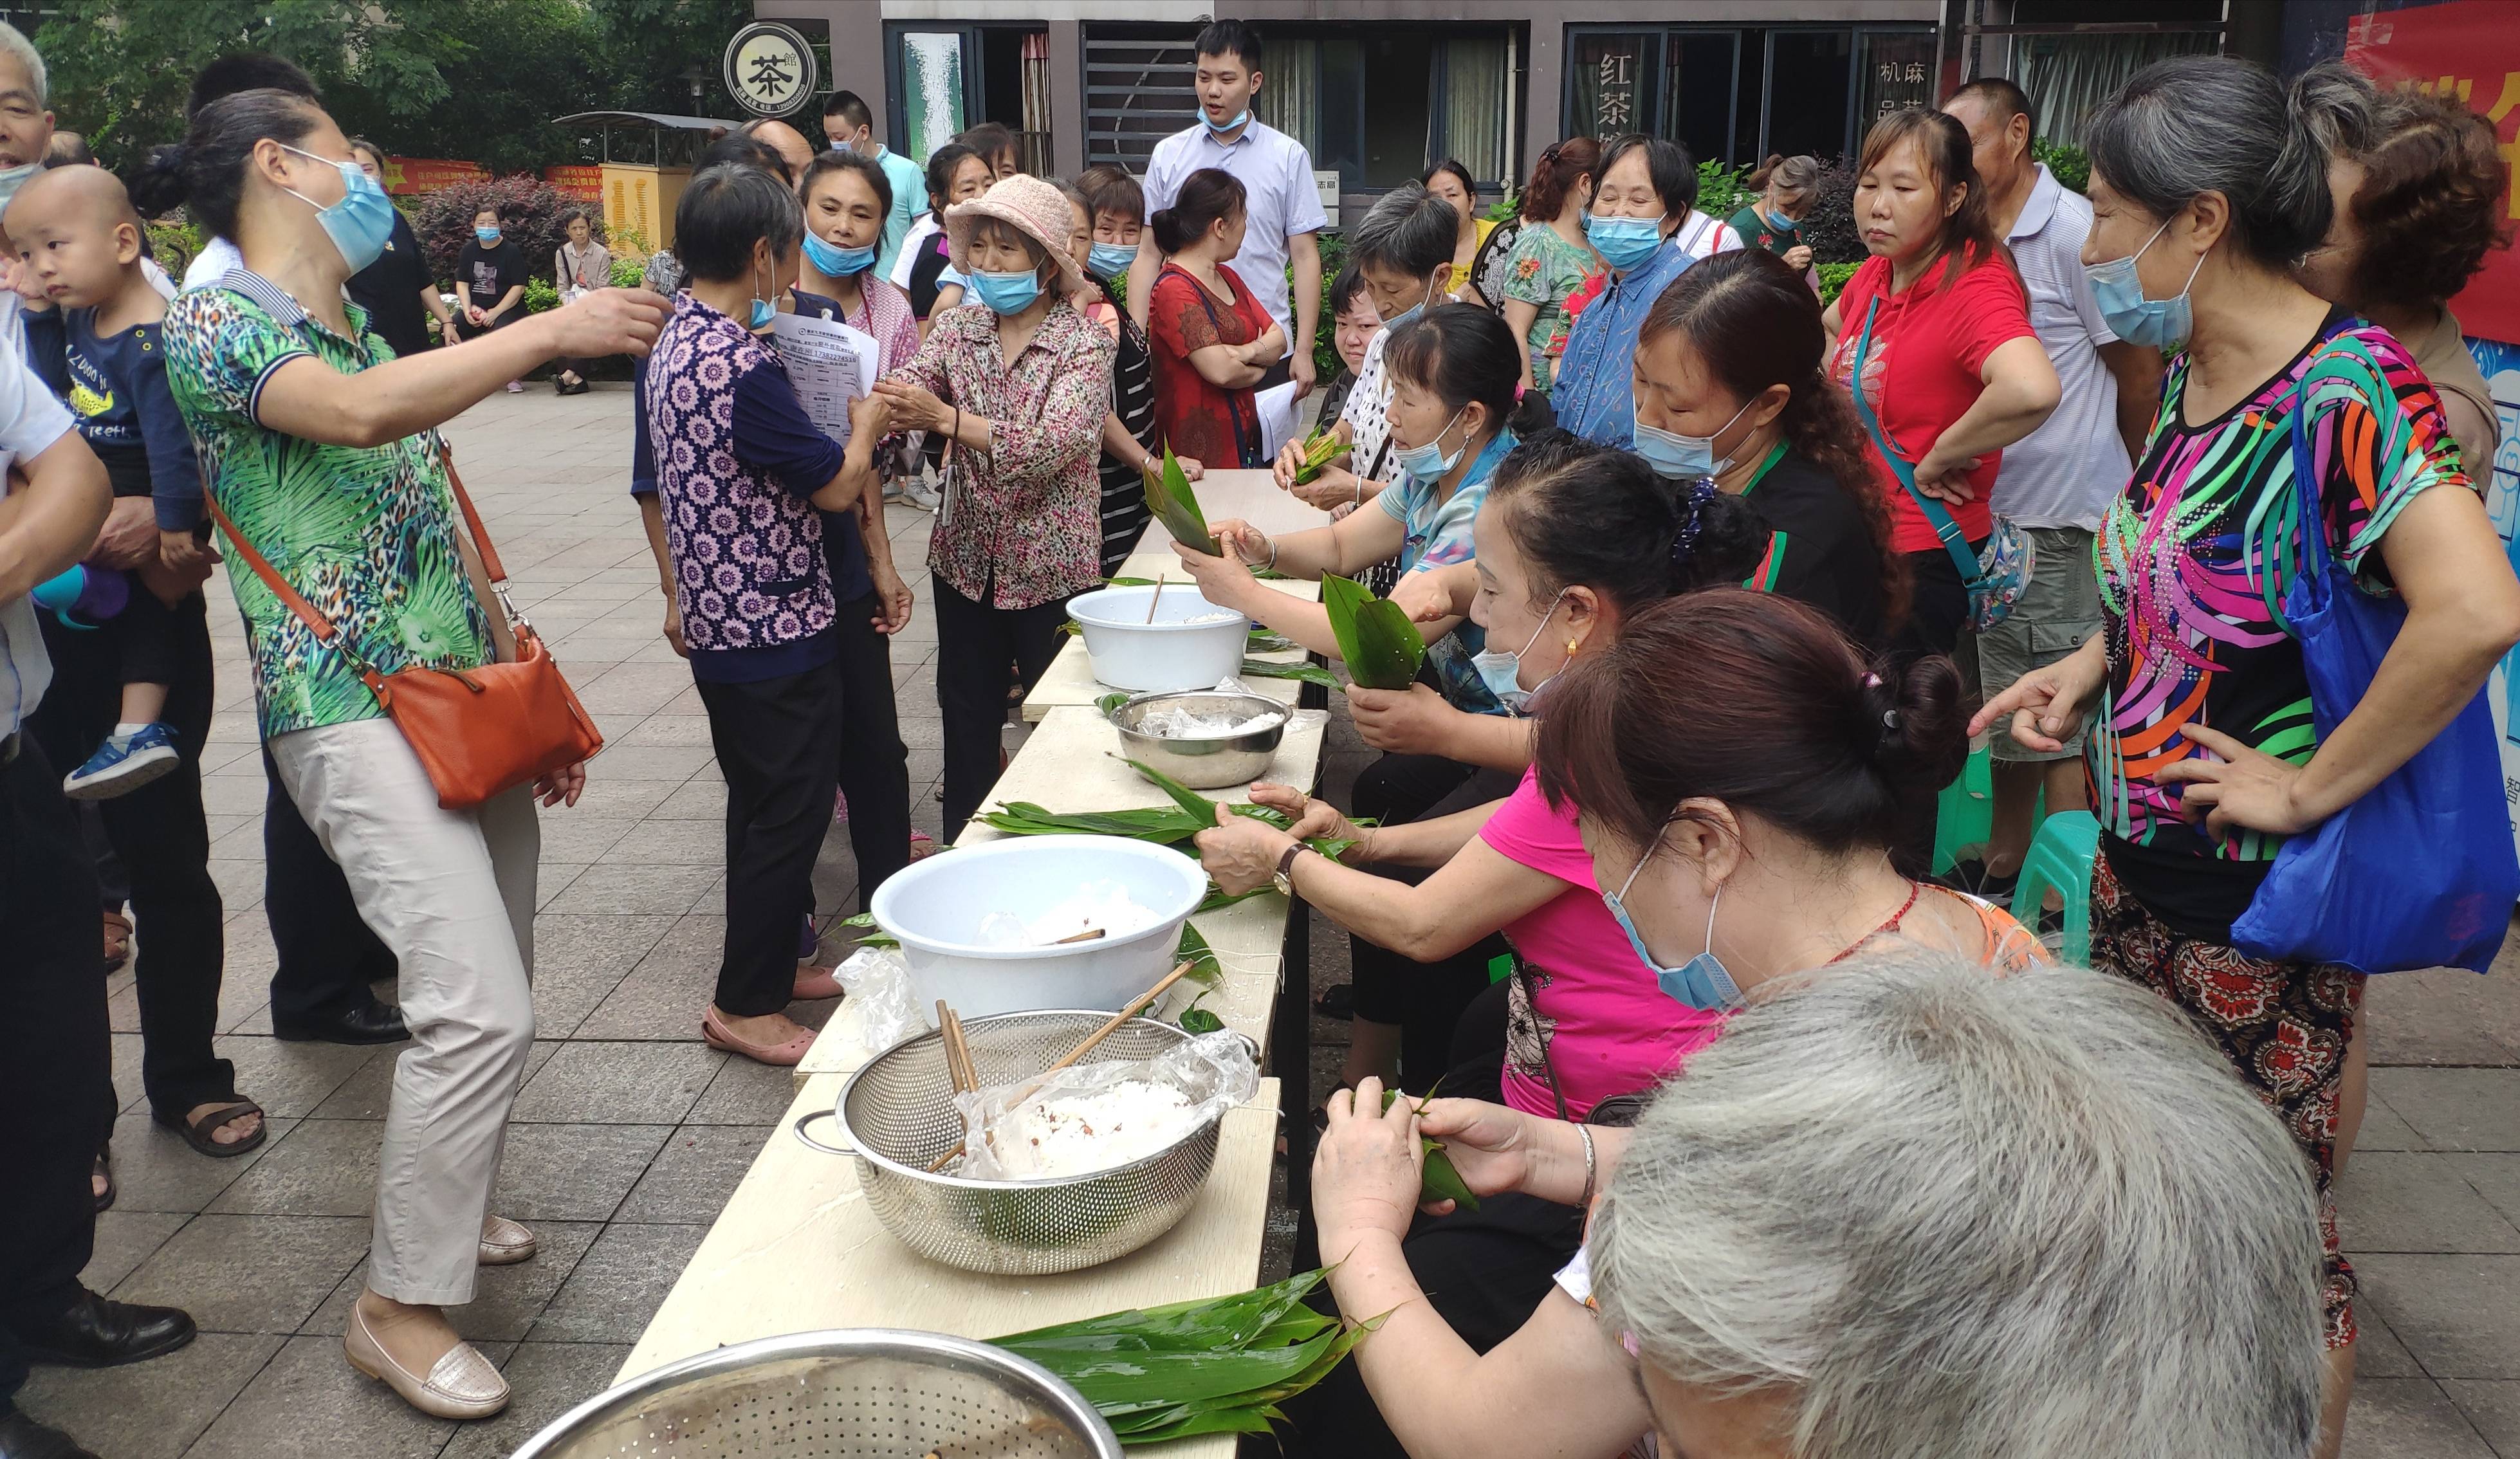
[794,1011,1226,1276]
[510,1329,1120,1458]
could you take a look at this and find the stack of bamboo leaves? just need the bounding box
[988,1269,1368,1444]
[1322,573,1426,689]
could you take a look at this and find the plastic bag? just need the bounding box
[829,946,921,1054]
[952,1031,1258,1181]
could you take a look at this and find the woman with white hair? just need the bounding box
[1310,949,2329,1459]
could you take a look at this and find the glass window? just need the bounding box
[1669,32,1739,166]
[1439,35,1512,185]
[1569,32,1659,140]
[1358,31,1435,187]
[1764,30,1852,160]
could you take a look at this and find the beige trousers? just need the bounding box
[269,716,538,1305]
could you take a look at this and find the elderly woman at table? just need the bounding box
[872,174,1114,840]
[1303,948,2328,1459]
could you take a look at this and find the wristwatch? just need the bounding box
[1271,842,1307,897]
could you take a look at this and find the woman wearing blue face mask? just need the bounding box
[148,90,667,1418]
[787,149,924,898]
[1146,167,1282,469]
[1071,167,1203,574]
[1725,152,1821,281]
[871,174,1116,838]
[451,203,527,391]
[1265,589,2039,1459]
[1633,248,1898,650]
[1972,63,2520,1449]
[1549,133,1698,451]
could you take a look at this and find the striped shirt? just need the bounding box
[1088,277,1156,575]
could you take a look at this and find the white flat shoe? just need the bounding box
[478,1215,536,1266]
[344,1305,509,1420]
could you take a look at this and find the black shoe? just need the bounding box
[271,995,409,1045]
[10,1288,195,1368]
[1312,983,1355,1020]
[0,1411,104,1459]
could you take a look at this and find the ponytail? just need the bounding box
[1150,167,1246,255]
[1487,430,1765,616]
[124,87,322,241]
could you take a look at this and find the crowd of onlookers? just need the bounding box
[1,11,2517,1459]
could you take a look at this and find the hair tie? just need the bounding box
[1670,479,1718,571]
[1863,672,1882,689]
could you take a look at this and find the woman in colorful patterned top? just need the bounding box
[1497,137,1603,398]
[645,165,892,1070]
[1278,591,2046,1459]
[1973,57,2520,1456]
[871,174,1114,838]
[1821,109,2060,661]
[150,89,665,1420]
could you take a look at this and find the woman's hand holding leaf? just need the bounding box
[1194,802,1301,895]
[1314,1076,1428,1262]
[1345,681,1458,757]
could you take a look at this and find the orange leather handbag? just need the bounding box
[210,450,603,809]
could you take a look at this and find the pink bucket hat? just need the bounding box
[943,174,1088,300]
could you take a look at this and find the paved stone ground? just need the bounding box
[15,385,2520,1457]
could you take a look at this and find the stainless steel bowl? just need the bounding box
[510,1328,1121,1458]
[793,1011,1225,1276]
[1106,690,1287,789]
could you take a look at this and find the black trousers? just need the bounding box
[831,591,913,901]
[263,748,397,1022]
[27,596,235,1121]
[0,737,115,1414]
[1282,1189,1586,1459]
[699,657,847,1016]
[1347,751,1517,1092]
[1888,542,1982,877]
[932,574,1071,840]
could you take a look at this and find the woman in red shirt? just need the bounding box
[1146,168,1283,468]
[1823,109,2059,658]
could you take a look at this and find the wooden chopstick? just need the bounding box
[921,958,1201,1174]
[1145,573,1166,623]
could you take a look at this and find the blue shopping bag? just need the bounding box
[2227,357,2517,974]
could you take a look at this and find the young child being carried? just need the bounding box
[10,163,205,797]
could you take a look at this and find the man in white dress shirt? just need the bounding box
[1127,19,1328,399]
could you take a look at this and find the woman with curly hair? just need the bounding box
[2294,62,2512,466]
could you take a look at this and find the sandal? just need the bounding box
[157,1099,266,1159]
[102,910,131,973]
[93,1144,114,1213]
[701,1008,815,1066]
[908,830,939,861]
[1313,982,1355,1020]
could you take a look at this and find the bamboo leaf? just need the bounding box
[1145,445,1220,556]
[1246,628,1298,652]
[1176,922,1220,984]
[1380,1087,1482,1212]
[1322,573,1426,690]
[1238,657,1341,688]
[1119,756,1222,825]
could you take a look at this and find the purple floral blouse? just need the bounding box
[886,298,1115,610]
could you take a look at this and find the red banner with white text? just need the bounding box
[383,157,489,197]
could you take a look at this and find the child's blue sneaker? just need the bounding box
[63,723,179,800]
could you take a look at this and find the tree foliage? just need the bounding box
[39,0,753,177]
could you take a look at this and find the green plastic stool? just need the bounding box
[2010,811,2100,964]
[1931,744,1994,876]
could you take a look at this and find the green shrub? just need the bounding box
[609,255,645,289]
[522,277,561,315]
[1695,160,1753,228]
[2031,138,2089,194]
[1816,262,1861,306]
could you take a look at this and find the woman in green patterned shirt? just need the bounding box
[143,89,665,1423]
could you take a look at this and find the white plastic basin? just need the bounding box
[1065,586,1249,693]
[868,835,1209,1025]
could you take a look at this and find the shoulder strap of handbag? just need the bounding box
[2278,334,2393,607]
[207,443,511,654]
[1850,296,1982,587]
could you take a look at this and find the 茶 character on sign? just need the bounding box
[748,52,794,100]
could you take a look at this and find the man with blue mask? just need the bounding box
[1942,77,2161,905]
[823,90,927,279]
[1553,134,1697,451]
[1128,19,1327,401]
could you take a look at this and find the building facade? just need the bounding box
[756,1,1946,221]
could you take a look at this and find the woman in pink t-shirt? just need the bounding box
[1198,434,1772,1120]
